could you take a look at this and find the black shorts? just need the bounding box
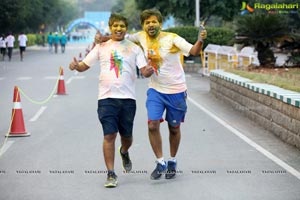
[19,46,26,52]
[97,98,136,137]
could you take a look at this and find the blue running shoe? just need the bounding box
[165,160,177,179]
[151,161,167,180]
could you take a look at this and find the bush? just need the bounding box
[27,34,37,46]
[164,26,198,44]
[164,26,235,48]
[206,27,235,46]
[35,34,46,46]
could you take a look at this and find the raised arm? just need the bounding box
[189,26,207,56]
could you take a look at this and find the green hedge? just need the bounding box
[28,34,46,46]
[27,34,37,46]
[13,33,45,48]
[164,26,235,48]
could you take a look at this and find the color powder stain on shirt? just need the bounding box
[146,33,180,76]
[146,36,162,75]
[110,50,123,78]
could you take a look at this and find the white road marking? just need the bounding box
[188,96,300,180]
[66,76,85,84]
[0,141,15,157]
[16,77,32,80]
[29,106,47,122]
[66,78,72,84]
[44,76,58,79]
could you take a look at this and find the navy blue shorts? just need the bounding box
[146,88,187,127]
[97,98,136,137]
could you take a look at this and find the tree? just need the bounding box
[235,13,289,67]
[0,0,78,34]
[112,0,141,30]
[135,0,241,26]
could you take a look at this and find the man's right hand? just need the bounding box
[141,65,154,78]
[94,30,111,44]
[198,23,207,42]
[94,30,101,44]
[69,57,79,71]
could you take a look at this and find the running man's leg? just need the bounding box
[120,136,132,152]
[118,99,136,171]
[103,133,117,171]
[168,124,181,157]
[148,120,163,158]
[103,132,118,188]
[146,89,165,159]
[8,47,12,61]
[119,135,133,172]
[146,89,168,179]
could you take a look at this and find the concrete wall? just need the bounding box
[210,71,300,149]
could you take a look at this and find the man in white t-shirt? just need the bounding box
[0,34,6,61]
[130,9,207,180]
[18,32,28,61]
[69,13,153,188]
[6,32,15,61]
[94,8,207,180]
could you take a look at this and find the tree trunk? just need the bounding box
[256,42,276,67]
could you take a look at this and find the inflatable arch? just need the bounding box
[65,18,103,34]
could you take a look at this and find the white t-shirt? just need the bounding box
[18,34,28,47]
[6,35,15,48]
[0,37,6,48]
[83,39,147,100]
[129,31,193,94]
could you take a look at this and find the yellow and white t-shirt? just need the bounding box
[129,31,193,94]
[83,39,147,100]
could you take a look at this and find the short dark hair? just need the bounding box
[140,9,163,25]
[108,13,128,27]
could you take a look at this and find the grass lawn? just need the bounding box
[226,67,300,92]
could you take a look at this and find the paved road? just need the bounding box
[0,43,300,200]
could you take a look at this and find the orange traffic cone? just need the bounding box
[57,67,67,95]
[8,86,30,137]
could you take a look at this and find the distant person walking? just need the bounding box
[60,32,67,53]
[0,34,6,61]
[53,32,60,54]
[47,32,53,53]
[6,32,15,61]
[18,32,28,61]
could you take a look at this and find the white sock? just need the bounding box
[157,157,165,165]
[169,157,177,162]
